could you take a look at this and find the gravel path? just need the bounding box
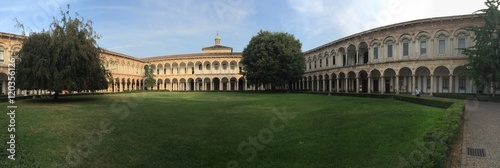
[462,100,500,168]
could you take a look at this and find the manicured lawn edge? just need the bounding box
[400,102,464,167]
[433,93,500,103]
[293,91,464,167]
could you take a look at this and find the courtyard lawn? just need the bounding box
[1,92,446,167]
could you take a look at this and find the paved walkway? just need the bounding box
[462,100,500,168]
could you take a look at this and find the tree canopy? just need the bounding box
[16,6,109,100]
[144,64,156,90]
[242,30,305,90]
[463,0,500,96]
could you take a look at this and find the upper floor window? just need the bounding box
[206,64,210,70]
[314,61,317,69]
[458,38,466,49]
[326,58,329,66]
[402,42,409,56]
[373,47,379,59]
[439,39,446,54]
[0,50,4,61]
[332,56,336,65]
[387,44,393,57]
[309,62,311,70]
[198,64,202,70]
[319,59,322,68]
[420,40,427,55]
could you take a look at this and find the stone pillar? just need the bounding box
[395,76,399,94]
[2,80,7,95]
[356,77,359,93]
[315,79,319,92]
[412,75,416,95]
[430,75,434,96]
[368,77,371,93]
[345,78,348,93]
[328,78,332,93]
[211,81,214,91]
[449,74,453,93]
[322,79,326,92]
[336,78,339,92]
[380,76,385,94]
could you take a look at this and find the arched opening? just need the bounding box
[399,67,412,93]
[238,78,245,91]
[347,45,356,66]
[338,72,346,92]
[221,77,229,91]
[434,66,451,93]
[359,70,368,92]
[370,69,382,93]
[415,66,431,93]
[230,77,237,91]
[180,78,187,91]
[383,69,397,93]
[359,42,369,64]
[213,78,221,91]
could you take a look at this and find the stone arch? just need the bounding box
[172,78,179,91]
[187,78,195,91]
[338,47,346,67]
[383,68,397,93]
[212,61,220,71]
[454,28,470,37]
[172,62,179,74]
[214,77,221,91]
[195,61,202,74]
[435,29,450,38]
[358,42,369,64]
[358,70,369,92]
[187,62,195,75]
[230,77,238,91]
[179,78,187,91]
[157,64,163,75]
[164,63,171,74]
[434,66,451,93]
[346,45,356,66]
[179,62,187,74]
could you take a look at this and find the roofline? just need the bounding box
[304,14,480,54]
[0,32,26,40]
[141,52,243,62]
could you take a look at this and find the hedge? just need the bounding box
[400,102,464,167]
[393,95,454,109]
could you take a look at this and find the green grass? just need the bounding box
[1,92,447,168]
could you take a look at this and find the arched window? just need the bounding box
[199,64,202,70]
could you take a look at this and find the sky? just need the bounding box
[0,0,486,58]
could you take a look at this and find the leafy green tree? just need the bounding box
[144,64,156,90]
[16,6,109,100]
[242,30,305,90]
[463,0,500,96]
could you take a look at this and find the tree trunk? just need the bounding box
[53,91,59,101]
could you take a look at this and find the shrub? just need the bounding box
[400,102,464,167]
[393,95,453,109]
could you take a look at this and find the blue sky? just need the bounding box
[0,0,485,58]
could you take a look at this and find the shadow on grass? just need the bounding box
[24,95,106,104]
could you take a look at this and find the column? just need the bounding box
[356,77,359,93]
[449,74,453,93]
[336,78,339,92]
[430,75,434,96]
[2,80,7,95]
[328,78,332,93]
[395,76,399,94]
[345,78,348,93]
[236,80,239,91]
[322,79,326,92]
[380,76,384,94]
[211,81,214,91]
[316,79,319,92]
[368,77,371,93]
[355,50,358,65]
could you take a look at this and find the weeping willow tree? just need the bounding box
[16,5,109,100]
[463,0,500,96]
